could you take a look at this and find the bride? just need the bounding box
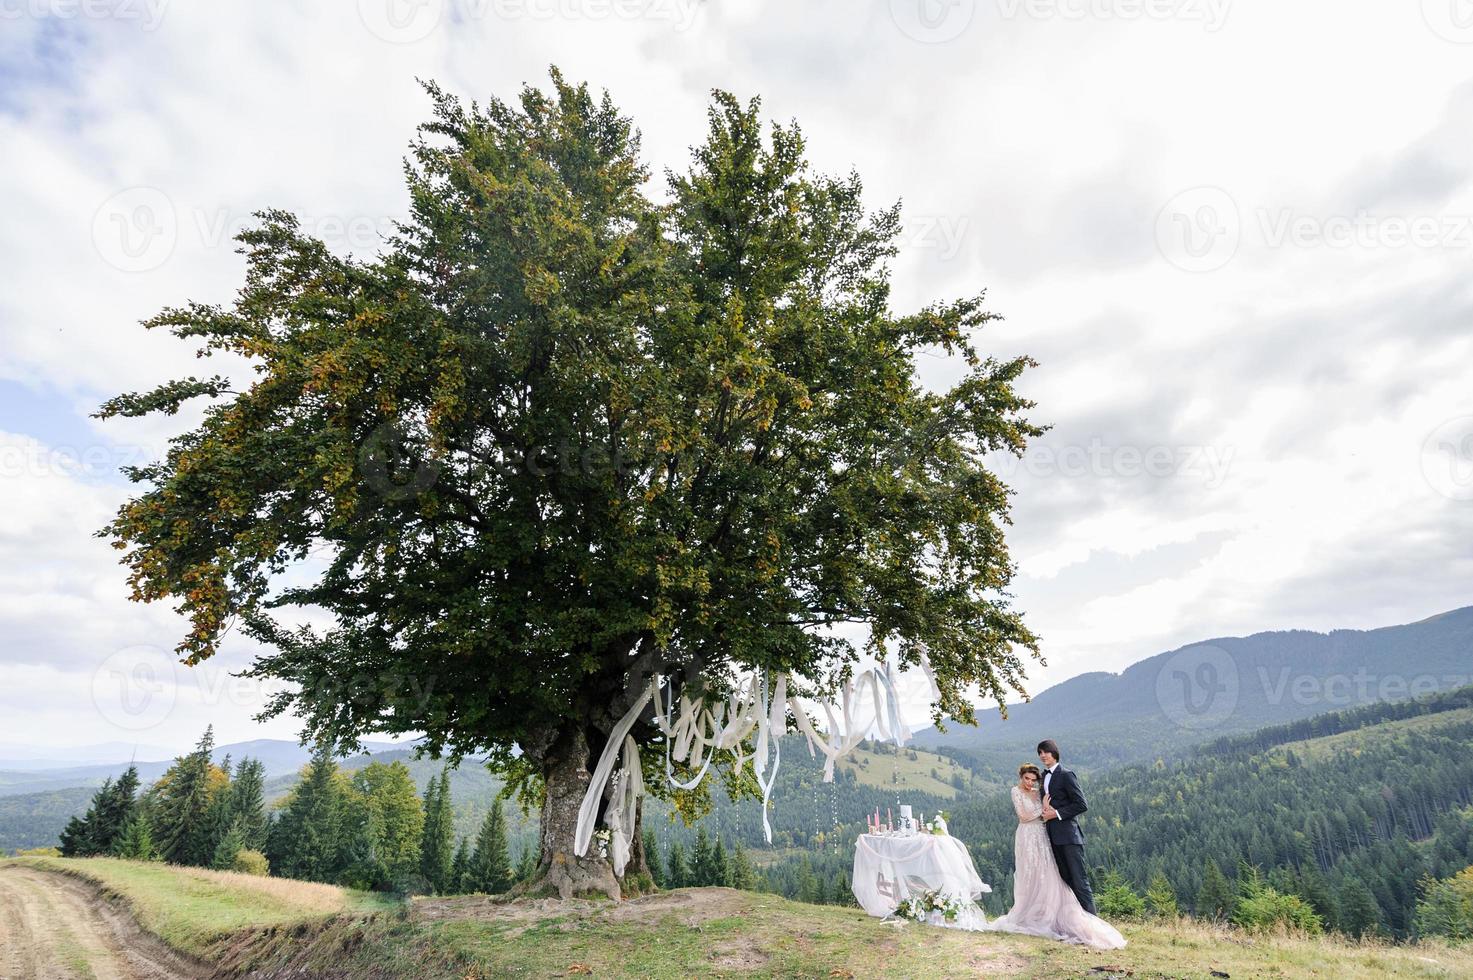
[987,764,1127,949]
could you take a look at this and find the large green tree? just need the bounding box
[98,71,1040,898]
[351,761,426,889]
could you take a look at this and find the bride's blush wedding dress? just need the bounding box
[987,786,1127,950]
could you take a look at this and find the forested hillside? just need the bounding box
[946,687,1473,938]
[912,606,1473,773]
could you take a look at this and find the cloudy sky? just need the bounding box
[2,0,1471,752]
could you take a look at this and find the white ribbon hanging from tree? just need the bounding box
[572,657,936,864]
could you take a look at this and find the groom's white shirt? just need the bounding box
[1042,764,1058,817]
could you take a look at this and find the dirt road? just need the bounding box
[0,863,200,980]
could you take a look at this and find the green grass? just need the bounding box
[7,856,399,958]
[844,745,979,798]
[9,858,1472,978]
[1270,707,1473,762]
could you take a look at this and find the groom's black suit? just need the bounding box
[1041,764,1096,915]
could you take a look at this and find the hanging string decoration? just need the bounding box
[572,656,939,874]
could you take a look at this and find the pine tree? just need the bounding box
[1338,879,1381,937]
[711,837,728,889]
[516,843,538,884]
[797,858,820,904]
[269,743,347,882]
[728,841,755,891]
[154,727,224,866]
[58,809,97,857]
[691,827,714,886]
[419,769,455,893]
[115,808,157,861]
[226,758,268,851]
[1295,864,1338,931]
[1145,871,1179,918]
[451,837,471,894]
[211,821,246,870]
[91,766,141,853]
[667,841,690,889]
[468,801,512,894]
[1197,859,1235,919]
[643,829,666,888]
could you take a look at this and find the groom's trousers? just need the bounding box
[1052,843,1096,915]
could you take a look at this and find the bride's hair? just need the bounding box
[1018,763,1041,780]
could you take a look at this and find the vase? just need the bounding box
[928,910,944,927]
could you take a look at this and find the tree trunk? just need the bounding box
[520,724,652,901]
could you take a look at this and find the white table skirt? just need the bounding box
[851,832,991,921]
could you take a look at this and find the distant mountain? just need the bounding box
[0,737,413,799]
[0,741,173,771]
[912,605,1473,773]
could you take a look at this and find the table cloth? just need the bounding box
[852,832,991,927]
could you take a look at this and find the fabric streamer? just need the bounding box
[572,656,935,863]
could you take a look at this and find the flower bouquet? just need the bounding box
[898,889,973,926]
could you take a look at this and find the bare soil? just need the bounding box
[0,863,202,980]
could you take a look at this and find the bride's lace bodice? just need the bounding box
[1010,785,1044,824]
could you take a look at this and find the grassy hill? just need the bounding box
[912,605,1473,773]
[6,856,1471,978]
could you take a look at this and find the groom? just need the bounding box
[1037,739,1096,915]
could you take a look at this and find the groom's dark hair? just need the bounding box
[1036,739,1061,760]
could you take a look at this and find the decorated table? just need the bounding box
[851,830,991,930]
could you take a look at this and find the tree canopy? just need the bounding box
[98,69,1041,893]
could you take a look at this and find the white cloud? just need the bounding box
[2,1,1471,743]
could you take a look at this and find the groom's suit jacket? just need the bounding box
[1041,766,1087,847]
